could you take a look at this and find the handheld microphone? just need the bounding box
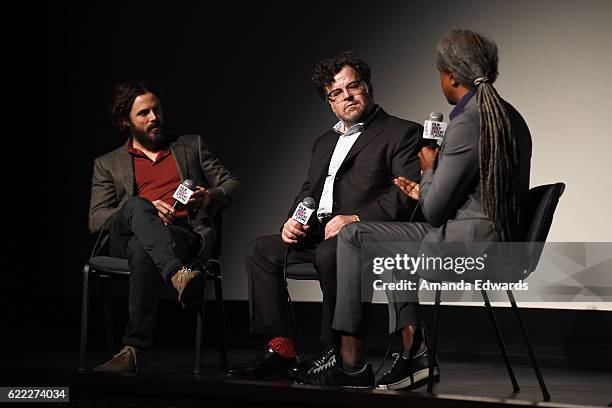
[422,112,448,147]
[172,179,196,209]
[291,197,316,225]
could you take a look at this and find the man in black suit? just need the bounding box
[227,51,422,379]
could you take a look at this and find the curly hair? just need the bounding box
[311,51,372,100]
[110,81,158,134]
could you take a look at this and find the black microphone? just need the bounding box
[422,112,448,148]
[291,196,316,225]
[172,179,197,209]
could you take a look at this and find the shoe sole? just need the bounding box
[91,367,151,375]
[376,367,440,391]
[293,380,374,389]
[225,372,291,381]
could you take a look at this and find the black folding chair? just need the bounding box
[425,183,565,401]
[78,214,229,374]
[285,263,318,281]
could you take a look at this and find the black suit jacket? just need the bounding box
[289,108,422,225]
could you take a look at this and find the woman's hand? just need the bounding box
[394,176,420,200]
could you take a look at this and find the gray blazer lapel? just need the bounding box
[170,142,189,181]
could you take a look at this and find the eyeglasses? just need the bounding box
[326,80,367,102]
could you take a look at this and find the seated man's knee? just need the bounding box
[124,196,155,212]
[245,236,272,263]
[338,222,363,245]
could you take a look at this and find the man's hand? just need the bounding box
[153,199,176,225]
[281,218,310,244]
[419,145,439,171]
[187,186,212,210]
[394,176,420,201]
[324,215,359,240]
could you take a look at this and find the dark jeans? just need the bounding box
[108,197,200,350]
[246,233,339,345]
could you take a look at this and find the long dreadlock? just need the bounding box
[436,29,520,241]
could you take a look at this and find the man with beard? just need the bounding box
[226,51,422,380]
[88,81,239,374]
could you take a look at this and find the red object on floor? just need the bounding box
[268,337,297,358]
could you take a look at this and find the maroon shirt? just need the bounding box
[127,139,188,220]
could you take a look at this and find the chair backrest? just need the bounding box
[521,182,566,274]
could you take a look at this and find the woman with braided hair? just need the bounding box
[298,29,532,390]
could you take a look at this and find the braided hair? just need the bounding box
[436,29,520,241]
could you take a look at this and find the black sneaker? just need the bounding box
[289,344,337,381]
[298,354,375,388]
[224,346,296,380]
[376,348,440,390]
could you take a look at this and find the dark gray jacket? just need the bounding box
[420,96,532,243]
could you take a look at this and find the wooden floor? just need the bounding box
[5,347,612,407]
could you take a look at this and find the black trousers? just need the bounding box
[246,233,339,345]
[108,197,200,350]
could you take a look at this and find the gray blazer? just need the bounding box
[420,96,532,244]
[88,134,240,259]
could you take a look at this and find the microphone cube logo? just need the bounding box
[292,203,314,225]
[173,184,195,205]
[424,120,448,140]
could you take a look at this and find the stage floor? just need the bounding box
[5,347,612,407]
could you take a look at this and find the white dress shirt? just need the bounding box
[317,121,364,220]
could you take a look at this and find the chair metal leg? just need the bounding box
[194,283,206,375]
[481,290,520,392]
[102,276,114,352]
[507,290,551,401]
[427,288,441,393]
[79,264,91,373]
[214,276,228,370]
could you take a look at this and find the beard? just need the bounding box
[131,124,166,151]
[337,99,374,127]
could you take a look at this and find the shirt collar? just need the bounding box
[332,105,381,136]
[126,138,170,160]
[126,138,141,155]
[449,91,475,121]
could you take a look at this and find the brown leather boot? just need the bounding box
[93,345,149,374]
[170,266,204,309]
